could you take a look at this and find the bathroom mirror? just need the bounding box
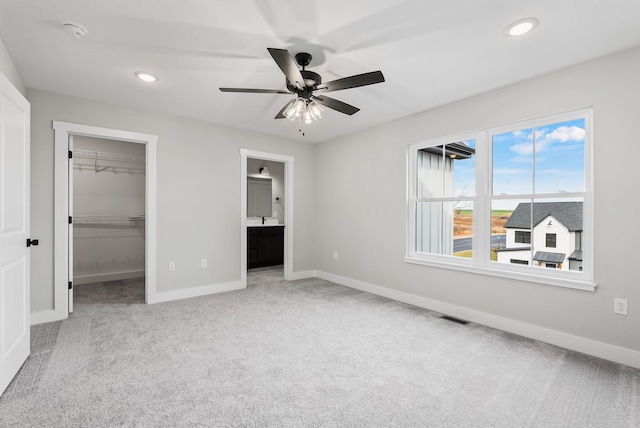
[247,177,272,217]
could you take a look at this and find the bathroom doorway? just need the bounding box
[240,150,294,287]
[246,158,285,285]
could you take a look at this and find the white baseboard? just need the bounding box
[315,270,640,370]
[73,270,145,285]
[288,270,316,280]
[30,310,66,325]
[148,280,244,305]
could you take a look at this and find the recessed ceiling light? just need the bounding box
[134,72,158,83]
[504,18,538,37]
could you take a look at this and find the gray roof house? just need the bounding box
[504,202,583,232]
[498,201,584,270]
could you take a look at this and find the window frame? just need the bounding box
[545,233,557,248]
[515,231,531,244]
[406,109,594,291]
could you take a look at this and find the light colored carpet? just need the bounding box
[1,267,638,427]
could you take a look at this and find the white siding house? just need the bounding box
[496,202,583,271]
[415,142,475,255]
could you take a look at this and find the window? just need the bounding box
[515,231,531,244]
[406,109,593,291]
[546,233,556,248]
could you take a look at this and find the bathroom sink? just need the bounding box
[246,217,280,226]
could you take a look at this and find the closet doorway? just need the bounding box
[240,150,294,287]
[70,136,146,310]
[53,121,157,321]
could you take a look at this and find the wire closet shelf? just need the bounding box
[73,150,145,164]
[73,214,145,228]
[73,149,146,173]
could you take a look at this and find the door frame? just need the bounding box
[240,149,294,285]
[53,122,158,318]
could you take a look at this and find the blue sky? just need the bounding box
[452,118,585,211]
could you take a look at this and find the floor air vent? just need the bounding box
[440,315,469,325]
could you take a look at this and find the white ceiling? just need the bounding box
[2,0,640,144]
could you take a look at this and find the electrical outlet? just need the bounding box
[201,259,207,268]
[168,261,175,271]
[614,298,628,315]
[333,252,338,261]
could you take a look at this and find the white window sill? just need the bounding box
[404,256,596,292]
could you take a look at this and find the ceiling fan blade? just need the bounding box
[313,95,360,116]
[313,70,385,94]
[267,48,306,90]
[275,99,295,119]
[219,88,292,94]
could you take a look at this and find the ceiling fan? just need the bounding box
[219,48,385,132]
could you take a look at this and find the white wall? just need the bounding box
[314,47,640,355]
[72,136,146,283]
[0,36,24,95]
[28,88,316,313]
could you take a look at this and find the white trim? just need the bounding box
[52,121,158,319]
[403,256,596,291]
[240,149,295,285]
[149,281,244,304]
[315,270,640,370]
[72,270,145,285]
[30,310,57,326]
[288,270,317,281]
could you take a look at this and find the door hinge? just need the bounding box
[69,216,72,224]
[68,150,73,159]
[68,281,73,290]
[26,238,39,247]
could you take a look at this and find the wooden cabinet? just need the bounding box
[247,226,284,268]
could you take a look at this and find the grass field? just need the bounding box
[454,249,499,261]
[453,210,511,260]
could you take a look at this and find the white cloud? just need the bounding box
[545,126,585,142]
[510,126,582,156]
[510,139,552,155]
[510,142,533,155]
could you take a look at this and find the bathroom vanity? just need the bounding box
[247,225,284,268]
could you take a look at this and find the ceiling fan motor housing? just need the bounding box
[287,70,322,93]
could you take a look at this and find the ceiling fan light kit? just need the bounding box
[282,98,325,123]
[219,48,385,135]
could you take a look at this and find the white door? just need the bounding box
[0,72,31,395]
